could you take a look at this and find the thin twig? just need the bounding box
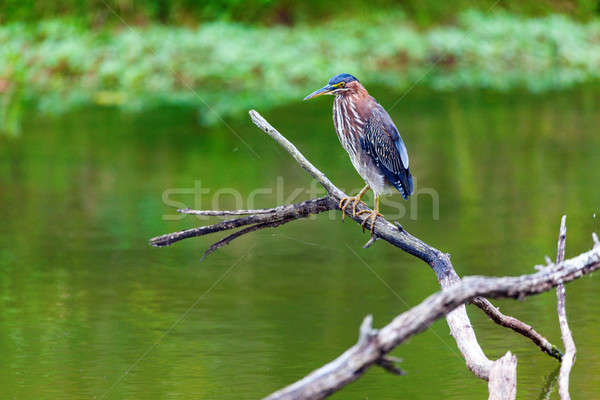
[179,208,279,216]
[376,356,406,376]
[556,215,576,400]
[470,297,562,361]
[362,235,379,249]
[248,110,344,198]
[200,217,296,261]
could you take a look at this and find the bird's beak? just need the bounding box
[303,85,334,101]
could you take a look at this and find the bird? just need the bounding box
[304,73,413,233]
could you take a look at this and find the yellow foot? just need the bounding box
[338,196,364,220]
[356,209,383,233]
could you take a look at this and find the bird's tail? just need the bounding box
[394,168,413,200]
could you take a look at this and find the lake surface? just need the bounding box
[1,87,599,399]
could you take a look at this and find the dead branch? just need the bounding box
[200,216,297,261]
[179,207,281,216]
[150,197,332,247]
[470,297,562,361]
[149,110,576,397]
[555,216,576,400]
[264,247,600,400]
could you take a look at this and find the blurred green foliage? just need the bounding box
[1,10,600,134]
[1,0,599,25]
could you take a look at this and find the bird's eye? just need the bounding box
[339,82,345,87]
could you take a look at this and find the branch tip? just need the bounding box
[376,355,406,376]
[363,235,379,249]
[358,315,376,344]
[470,297,563,362]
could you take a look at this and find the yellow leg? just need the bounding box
[338,185,370,220]
[356,194,383,234]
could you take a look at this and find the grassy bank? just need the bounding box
[1,10,600,135]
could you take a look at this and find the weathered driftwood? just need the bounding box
[151,197,331,249]
[488,352,517,400]
[470,297,561,360]
[148,110,597,398]
[555,216,576,400]
[264,247,600,400]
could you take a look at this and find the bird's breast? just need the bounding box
[333,96,364,157]
[333,96,387,193]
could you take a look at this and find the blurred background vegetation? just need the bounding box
[1,0,600,135]
[2,0,599,25]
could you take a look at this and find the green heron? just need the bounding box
[304,73,413,232]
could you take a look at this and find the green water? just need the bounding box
[1,87,599,399]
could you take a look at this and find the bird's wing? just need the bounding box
[362,105,413,199]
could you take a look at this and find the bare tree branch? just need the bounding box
[248,111,344,198]
[376,355,406,376]
[150,197,333,247]
[362,235,379,249]
[471,297,562,361]
[179,208,281,216]
[263,247,600,400]
[555,215,576,400]
[149,110,571,397]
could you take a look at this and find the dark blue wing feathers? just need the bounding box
[362,106,413,199]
